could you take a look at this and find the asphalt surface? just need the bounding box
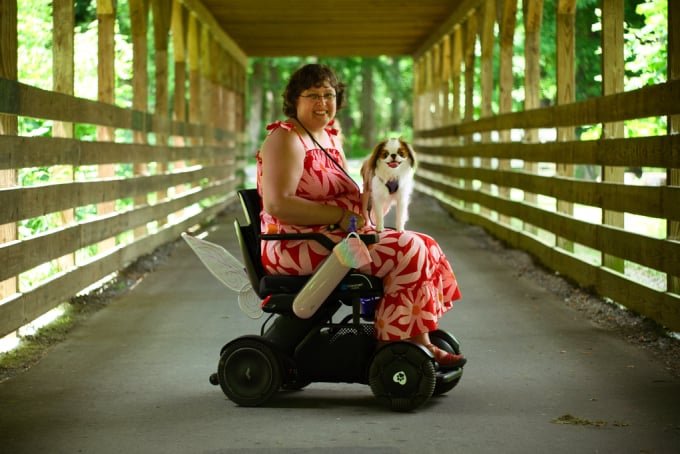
[1,192,678,454]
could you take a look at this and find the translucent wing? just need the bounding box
[181,233,251,292]
[238,286,263,319]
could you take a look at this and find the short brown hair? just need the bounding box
[282,64,346,117]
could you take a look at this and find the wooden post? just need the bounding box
[451,25,463,129]
[200,26,213,145]
[187,14,202,146]
[424,50,433,133]
[668,0,679,294]
[463,12,477,209]
[172,0,187,146]
[556,0,575,252]
[523,0,543,233]
[480,0,496,216]
[151,0,172,223]
[96,0,116,253]
[171,0,188,206]
[130,0,149,238]
[0,0,18,301]
[601,0,625,272]
[440,35,451,126]
[412,58,421,132]
[497,0,517,224]
[52,0,76,271]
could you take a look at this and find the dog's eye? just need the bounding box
[397,148,408,158]
[380,150,390,159]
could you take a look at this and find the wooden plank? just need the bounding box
[417,160,680,220]
[415,79,680,137]
[0,180,233,283]
[0,192,236,339]
[0,163,233,225]
[0,136,235,168]
[416,181,680,332]
[0,77,232,141]
[415,168,679,274]
[416,135,680,168]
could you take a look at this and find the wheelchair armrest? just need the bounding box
[261,232,379,251]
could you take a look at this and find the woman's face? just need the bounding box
[296,81,337,129]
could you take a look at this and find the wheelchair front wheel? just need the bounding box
[369,341,436,412]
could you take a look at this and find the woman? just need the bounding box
[256,63,465,368]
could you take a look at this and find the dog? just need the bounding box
[360,138,416,232]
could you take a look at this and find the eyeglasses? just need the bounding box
[300,93,336,102]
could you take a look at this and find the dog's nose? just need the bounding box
[390,154,397,159]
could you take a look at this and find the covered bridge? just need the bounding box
[1,1,680,452]
[1,1,679,354]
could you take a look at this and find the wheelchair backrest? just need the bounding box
[235,189,266,296]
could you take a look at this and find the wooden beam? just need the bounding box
[556,0,576,251]
[96,0,116,252]
[601,0,625,272]
[179,0,247,67]
[414,0,485,58]
[0,0,18,302]
[669,0,680,294]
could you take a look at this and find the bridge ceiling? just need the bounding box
[200,0,467,57]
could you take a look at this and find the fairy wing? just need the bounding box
[181,233,251,292]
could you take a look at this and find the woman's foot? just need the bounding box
[425,344,467,369]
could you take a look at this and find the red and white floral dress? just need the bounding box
[256,120,461,341]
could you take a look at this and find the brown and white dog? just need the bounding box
[360,138,417,232]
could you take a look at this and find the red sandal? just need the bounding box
[425,344,467,369]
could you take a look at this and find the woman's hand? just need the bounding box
[336,208,366,232]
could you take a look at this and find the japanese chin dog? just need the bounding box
[360,138,417,232]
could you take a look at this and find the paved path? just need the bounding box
[1,193,678,453]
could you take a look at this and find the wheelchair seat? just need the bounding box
[234,189,383,316]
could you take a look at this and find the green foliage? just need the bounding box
[247,56,414,159]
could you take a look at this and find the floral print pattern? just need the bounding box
[256,121,461,341]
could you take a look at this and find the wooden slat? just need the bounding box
[416,135,680,168]
[416,181,680,332]
[0,163,233,225]
[0,180,234,283]
[0,77,235,141]
[0,193,235,339]
[417,161,680,220]
[415,80,680,138]
[415,169,679,275]
[0,136,235,169]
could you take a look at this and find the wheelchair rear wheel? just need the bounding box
[368,342,436,412]
[217,337,282,407]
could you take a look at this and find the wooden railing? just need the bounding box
[0,0,247,339]
[413,0,680,332]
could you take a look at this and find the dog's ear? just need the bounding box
[370,140,387,168]
[402,139,417,169]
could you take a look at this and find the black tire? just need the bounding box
[369,342,436,412]
[429,330,463,395]
[217,338,282,407]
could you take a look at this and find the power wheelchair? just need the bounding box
[208,189,465,411]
